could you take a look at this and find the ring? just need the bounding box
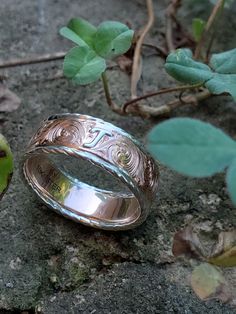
[22,114,159,230]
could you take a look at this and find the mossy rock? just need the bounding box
[0,134,13,200]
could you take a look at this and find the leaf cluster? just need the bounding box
[165,48,236,100]
[60,18,134,85]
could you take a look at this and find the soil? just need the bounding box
[0,0,236,313]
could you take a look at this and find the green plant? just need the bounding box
[60,18,134,85]
[146,0,236,206]
[165,48,236,100]
[0,134,13,200]
[60,0,236,205]
[60,0,235,119]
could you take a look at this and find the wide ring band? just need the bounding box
[22,114,159,230]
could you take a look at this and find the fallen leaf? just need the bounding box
[211,230,236,254]
[116,55,133,75]
[172,226,205,259]
[0,83,21,112]
[208,230,236,267]
[208,247,236,267]
[191,263,231,302]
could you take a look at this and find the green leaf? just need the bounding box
[205,74,236,100]
[191,263,231,302]
[147,118,236,177]
[226,157,236,205]
[60,27,87,47]
[205,49,236,99]
[192,18,206,42]
[210,48,236,73]
[165,49,213,85]
[63,46,106,85]
[93,21,134,59]
[0,134,13,200]
[165,48,236,100]
[60,18,97,47]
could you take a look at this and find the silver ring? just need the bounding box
[22,114,159,230]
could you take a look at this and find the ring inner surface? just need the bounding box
[24,154,141,224]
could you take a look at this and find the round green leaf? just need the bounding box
[63,46,106,85]
[60,18,97,47]
[60,27,87,47]
[165,49,213,85]
[210,48,236,74]
[0,134,13,200]
[205,73,236,100]
[93,21,134,59]
[206,48,236,100]
[226,158,236,205]
[147,118,236,177]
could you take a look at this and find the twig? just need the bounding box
[101,70,211,119]
[130,0,154,99]
[194,0,225,59]
[165,0,182,53]
[206,30,217,63]
[205,0,225,31]
[125,89,211,118]
[142,43,168,58]
[0,52,66,69]
[122,83,202,113]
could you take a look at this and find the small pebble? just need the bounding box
[5,282,13,288]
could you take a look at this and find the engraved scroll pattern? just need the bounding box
[28,117,159,195]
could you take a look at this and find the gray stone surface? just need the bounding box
[0,0,236,313]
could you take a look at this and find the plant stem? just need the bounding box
[206,30,217,63]
[0,52,66,68]
[125,89,211,118]
[101,72,122,114]
[101,74,211,119]
[142,43,168,58]
[130,0,154,99]
[122,83,203,113]
[194,0,225,59]
[165,0,182,53]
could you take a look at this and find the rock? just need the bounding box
[0,0,236,312]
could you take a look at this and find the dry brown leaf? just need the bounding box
[208,247,236,267]
[116,55,133,75]
[0,83,21,112]
[211,231,236,255]
[191,263,231,302]
[172,226,205,259]
[208,230,236,267]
